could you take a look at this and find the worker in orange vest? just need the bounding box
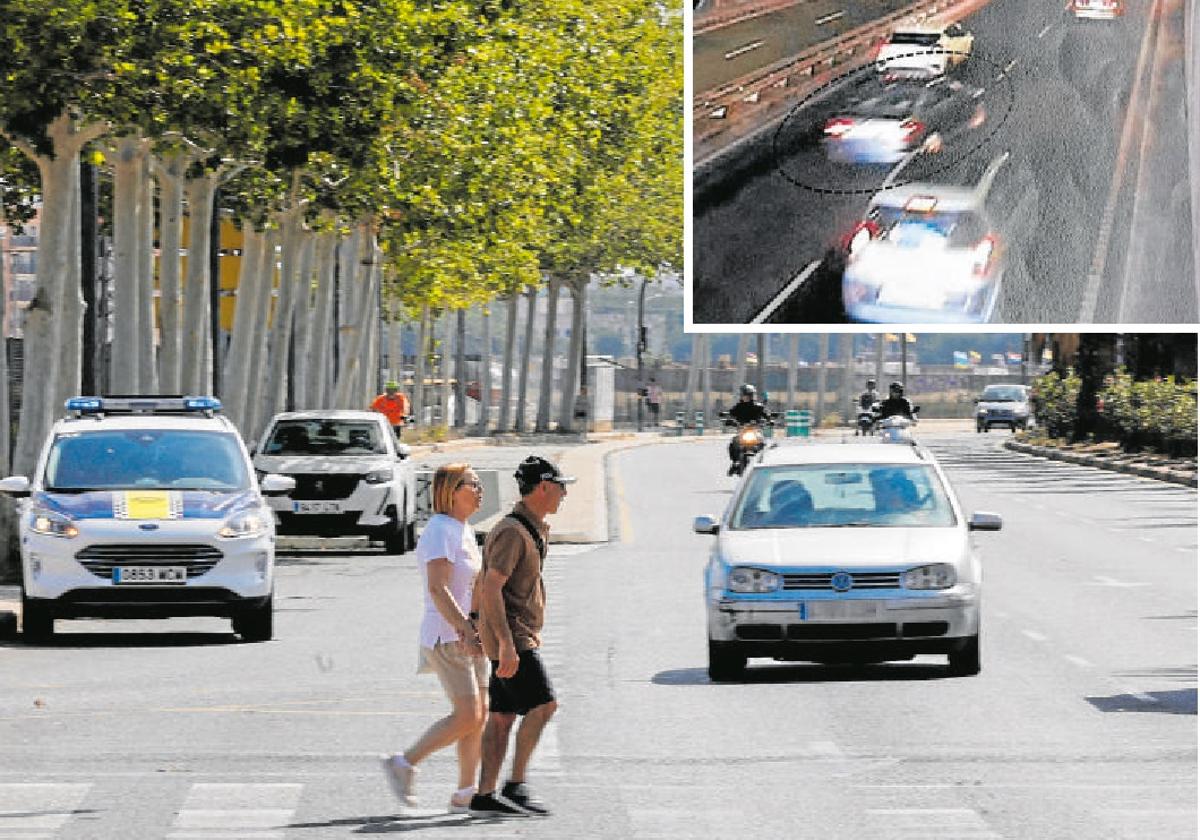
[371,381,411,438]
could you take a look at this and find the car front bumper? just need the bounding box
[20,521,274,609]
[707,591,979,658]
[267,481,397,534]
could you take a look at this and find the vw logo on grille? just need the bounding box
[830,572,853,592]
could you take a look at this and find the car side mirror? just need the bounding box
[260,474,296,497]
[0,476,31,498]
[395,443,412,460]
[693,514,720,535]
[968,512,1002,531]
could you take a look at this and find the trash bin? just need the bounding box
[797,409,813,437]
[785,409,803,437]
[674,411,684,437]
[694,411,705,436]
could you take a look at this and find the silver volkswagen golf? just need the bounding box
[695,441,1001,680]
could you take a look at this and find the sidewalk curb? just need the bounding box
[1005,440,1198,488]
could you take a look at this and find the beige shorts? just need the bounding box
[418,641,489,698]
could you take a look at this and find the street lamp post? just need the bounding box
[636,277,648,432]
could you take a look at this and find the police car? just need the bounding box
[0,396,294,642]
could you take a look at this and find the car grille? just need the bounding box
[734,622,949,641]
[986,409,1014,418]
[781,572,901,590]
[288,474,362,500]
[75,544,223,580]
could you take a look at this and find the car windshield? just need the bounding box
[888,32,942,46]
[45,430,250,491]
[872,206,988,249]
[730,463,956,529]
[263,420,387,455]
[981,385,1025,402]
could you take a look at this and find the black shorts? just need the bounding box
[488,648,556,716]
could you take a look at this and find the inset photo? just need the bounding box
[691,0,1197,325]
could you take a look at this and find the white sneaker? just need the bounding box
[381,756,418,806]
[449,789,475,814]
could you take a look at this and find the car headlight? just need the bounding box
[30,509,79,539]
[218,509,270,539]
[976,408,987,416]
[364,468,393,484]
[727,567,781,593]
[902,563,957,590]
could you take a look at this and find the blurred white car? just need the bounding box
[842,152,1016,323]
[695,442,1002,680]
[253,411,417,553]
[0,396,292,642]
[1070,0,1123,18]
[875,23,973,79]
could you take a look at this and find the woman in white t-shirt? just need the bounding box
[383,463,487,812]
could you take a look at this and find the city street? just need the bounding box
[0,430,1194,838]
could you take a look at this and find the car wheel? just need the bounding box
[708,641,747,682]
[21,593,53,642]
[404,520,417,551]
[947,634,980,676]
[233,596,273,643]
[975,423,983,433]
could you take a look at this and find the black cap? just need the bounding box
[514,455,576,487]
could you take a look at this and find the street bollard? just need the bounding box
[797,409,813,438]
[785,409,802,437]
[695,411,705,436]
[674,411,684,437]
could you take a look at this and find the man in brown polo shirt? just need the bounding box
[468,456,573,819]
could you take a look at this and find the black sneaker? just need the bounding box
[502,782,550,816]
[467,792,528,818]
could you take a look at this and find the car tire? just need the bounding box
[404,520,417,551]
[21,593,53,642]
[975,424,983,433]
[708,641,747,682]
[947,634,980,676]
[233,596,273,643]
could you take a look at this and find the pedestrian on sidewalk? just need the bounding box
[371,381,411,439]
[383,463,487,813]
[646,378,663,426]
[468,455,574,818]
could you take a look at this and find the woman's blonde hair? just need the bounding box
[432,462,473,515]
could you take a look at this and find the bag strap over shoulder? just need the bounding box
[506,511,546,563]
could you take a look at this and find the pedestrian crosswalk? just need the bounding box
[168,784,302,840]
[0,783,91,840]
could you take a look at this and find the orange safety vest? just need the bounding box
[371,393,410,425]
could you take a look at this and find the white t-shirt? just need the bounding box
[415,513,481,649]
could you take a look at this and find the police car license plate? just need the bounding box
[113,566,187,585]
[798,601,881,620]
[293,501,342,514]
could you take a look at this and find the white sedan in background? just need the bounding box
[253,411,417,553]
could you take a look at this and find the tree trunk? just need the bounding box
[700,335,712,426]
[308,228,337,409]
[183,172,220,394]
[153,150,191,393]
[331,224,364,404]
[874,334,885,387]
[498,292,518,432]
[359,234,382,408]
[816,333,829,425]
[454,309,466,428]
[786,334,799,410]
[839,334,854,421]
[535,277,560,431]
[333,230,378,411]
[515,286,537,433]
[220,227,264,433]
[109,134,149,393]
[436,309,450,428]
[386,297,402,389]
[259,205,304,424]
[56,161,83,410]
[242,228,277,438]
[558,276,586,432]
[476,305,493,434]
[290,229,317,409]
[412,306,429,424]
[684,333,702,419]
[12,113,106,475]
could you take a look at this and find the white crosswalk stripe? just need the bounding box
[169,784,301,840]
[0,783,92,839]
[864,807,1001,838]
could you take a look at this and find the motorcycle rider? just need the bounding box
[858,379,880,412]
[878,381,915,420]
[726,384,771,475]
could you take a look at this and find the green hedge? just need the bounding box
[1031,369,1080,439]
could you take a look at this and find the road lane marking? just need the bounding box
[1004,60,1018,73]
[724,40,764,61]
[882,146,922,189]
[1038,23,1053,38]
[0,783,91,836]
[1021,629,1048,642]
[1089,575,1151,587]
[1064,654,1094,668]
[751,261,821,324]
[815,11,847,25]
[171,784,301,839]
[1079,0,1163,319]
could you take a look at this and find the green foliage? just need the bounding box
[1098,368,1198,453]
[1032,368,1080,439]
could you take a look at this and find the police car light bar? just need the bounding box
[65,396,223,416]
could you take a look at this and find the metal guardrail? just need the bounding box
[694,0,810,35]
[693,0,981,166]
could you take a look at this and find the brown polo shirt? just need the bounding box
[479,500,550,658]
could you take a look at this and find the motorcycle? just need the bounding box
[855,401,880,436]
[878,406,920,443]
[721,412,775,476]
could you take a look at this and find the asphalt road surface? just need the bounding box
[0,432,1194,837]
[693,0,1196,323]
